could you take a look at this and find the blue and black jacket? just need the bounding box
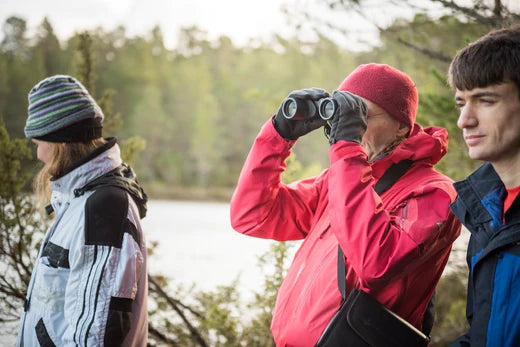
[450,162,520,347]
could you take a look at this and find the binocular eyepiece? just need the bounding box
[281,97,338,121]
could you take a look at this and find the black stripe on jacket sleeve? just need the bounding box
[85,186,138,248]
[104,297,134,346]
[36,318,57,347]
[41,242,70,269]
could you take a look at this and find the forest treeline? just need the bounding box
[0,14,488,199]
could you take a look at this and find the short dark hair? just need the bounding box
[448,25,520,93]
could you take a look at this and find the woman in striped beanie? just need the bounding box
[18,75,149,346]
[25,75,105,201]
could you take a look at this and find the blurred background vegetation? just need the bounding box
[3,1,505,200]
[1,0,519,345]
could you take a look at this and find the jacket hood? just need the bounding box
[390,123,448,165]
[76,163,148,219]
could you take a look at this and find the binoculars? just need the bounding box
[281,97,338,120]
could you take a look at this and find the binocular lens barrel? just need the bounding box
[282,97,318,120]
[283,98,299,119]
[318,98,337,120]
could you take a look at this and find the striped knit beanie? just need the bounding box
[24,75,104,142]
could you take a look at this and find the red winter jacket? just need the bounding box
[230,120,461,347]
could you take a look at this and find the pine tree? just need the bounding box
[0,118,44,327]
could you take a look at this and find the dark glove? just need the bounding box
[273,88,330,141]
[329,90,368,145]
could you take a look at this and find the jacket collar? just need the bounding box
[451,163,502,225]
[452,163,520,264]
[452,162,520,227]
[371,123,448,179]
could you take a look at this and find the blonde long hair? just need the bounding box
[34,138,106,209]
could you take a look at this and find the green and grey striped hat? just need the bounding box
[24,75,104,142]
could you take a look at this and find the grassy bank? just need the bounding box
[144,182,235,202]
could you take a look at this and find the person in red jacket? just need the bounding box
[230,63,461,346]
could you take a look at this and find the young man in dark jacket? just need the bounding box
[448,26,520,347]
[230,63,461,346]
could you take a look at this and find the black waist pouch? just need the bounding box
[315,288,430,347]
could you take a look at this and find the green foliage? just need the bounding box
[1,16,39,139]
[430,267,469,346]
[419,90,480,181]
[241,242,295,347]
[120,136,147,167]
[196,282,241,346]
[73,32,147,169]
[34,17,64,76]
[282,152,324,183]
[1,6,511,196]
[98,88,123,135]
[1,16,29,60]
[0,17,361,194]
[74,32,96,92]
[0,119,45,324]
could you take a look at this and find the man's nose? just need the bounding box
[457,103,477,129]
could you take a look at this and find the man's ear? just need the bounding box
[397,123,410,138]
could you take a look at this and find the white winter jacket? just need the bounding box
[17,139,148,347]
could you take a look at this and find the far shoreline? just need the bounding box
[144,183,235,202]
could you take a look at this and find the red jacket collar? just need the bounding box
[371,123,448,179]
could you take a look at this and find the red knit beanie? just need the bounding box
[338,63,418,130]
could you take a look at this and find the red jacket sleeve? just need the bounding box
[230,119,324,241]
[328,140,458,290]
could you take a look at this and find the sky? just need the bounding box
[1,0,308,48]
[0,0,394,50]
[4,0,503,51]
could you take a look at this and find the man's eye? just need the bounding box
[480,98,495,105]
[455,103,464,109]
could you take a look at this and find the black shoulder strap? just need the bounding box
[337,246,347,299]
[374,159,414,196]
[337,159,413,299]
[76,164,148,219]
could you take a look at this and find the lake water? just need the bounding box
[144,200,291,301]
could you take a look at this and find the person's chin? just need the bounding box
[467,148,487,161]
